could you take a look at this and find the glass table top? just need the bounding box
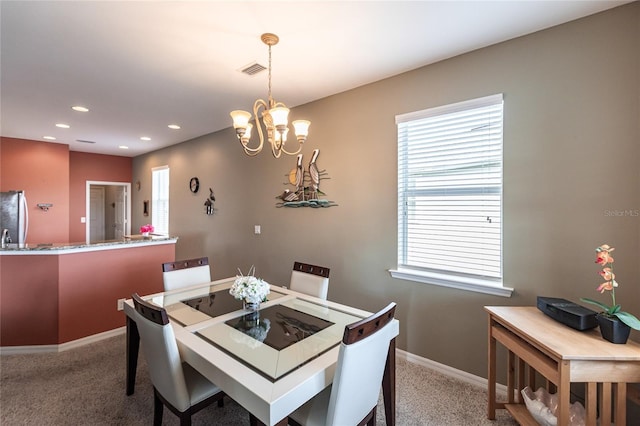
[146,280,364,381]
[197,297,364,381]
[149,280,286,326]
[225,304,334,351]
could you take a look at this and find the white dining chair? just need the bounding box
[287,302,397,426]
[289,261,330,300]
[162,257,211,291]
[131,293,225,426]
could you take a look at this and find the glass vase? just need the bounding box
[243,300,260,312]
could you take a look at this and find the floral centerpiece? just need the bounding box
[140,224,154,236]
[581,244,640,343]
[229,266,270,310]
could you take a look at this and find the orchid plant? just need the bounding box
[581,244,640,330]
[229,266,270,304]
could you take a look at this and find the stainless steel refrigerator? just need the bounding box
[0,190,28,245]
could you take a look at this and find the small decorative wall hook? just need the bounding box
[37,203,53,211]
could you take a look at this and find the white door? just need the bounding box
[89,187,105,242]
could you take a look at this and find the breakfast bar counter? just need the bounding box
[0,237,177,349]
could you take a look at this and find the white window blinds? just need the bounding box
[152,166,169,235]
[396,94,503,281]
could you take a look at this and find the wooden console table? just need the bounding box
[486,306,640,426]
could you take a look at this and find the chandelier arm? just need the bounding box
[239,138,262,155]
[278,142,303,156]
[238,98,269,155]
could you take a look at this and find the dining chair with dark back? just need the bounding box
[131,293,225,426]
[289,261,330,300]
[287,302,397,426]
[162,257,211,292]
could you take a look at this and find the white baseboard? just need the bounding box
[1,328,504,399]
[397,348,508,398]
[0,327,126,355]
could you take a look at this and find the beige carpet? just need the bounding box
[1,334,517,425]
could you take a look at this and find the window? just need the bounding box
[391,94,511,297]
[152,166,169,235]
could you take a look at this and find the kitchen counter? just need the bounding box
[0,235,177,254]
[0,236,177,348]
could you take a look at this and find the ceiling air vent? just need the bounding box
[76,139,97,144]
[241,62,267,76]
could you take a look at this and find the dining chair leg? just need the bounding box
[126,316,140,395]
[179,412,192,426]
[382,337,397,426]
[153,389,164,426]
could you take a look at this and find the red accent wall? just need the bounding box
[0,255,60,345]
[0,138,132,244]
[0,243,174,346]
[0,137,70,244]
[68,151,132,242]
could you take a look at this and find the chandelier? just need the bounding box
[230,33,310,158]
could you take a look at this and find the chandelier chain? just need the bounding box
[268,43,273,105]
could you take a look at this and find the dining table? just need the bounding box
[123,277,399,426]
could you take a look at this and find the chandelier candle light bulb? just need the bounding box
[230,33,311,158]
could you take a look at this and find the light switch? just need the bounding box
[254,225,261,234]
[80,217,86,223]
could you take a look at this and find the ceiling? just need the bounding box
[0,1,630,158]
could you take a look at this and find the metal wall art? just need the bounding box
[276,149,337,208]
[204,188,216,215]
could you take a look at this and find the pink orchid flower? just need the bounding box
[598,267,615,281]
[597,281,614,293]
[595,244,615,265]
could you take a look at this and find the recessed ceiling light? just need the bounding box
[168,124,181,130]
[119,145,129,150]
[56,123,70,129]
[43,136,56,140]
[140,136,151,141]
[72,106,89,112]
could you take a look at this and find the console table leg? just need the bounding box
[487,317,497,420]
[586,382,597,426]
[557,360,570,426]
[614,382,626,426]
[601,382,612,426]
[507,351,515,403]
[517,358,525,403]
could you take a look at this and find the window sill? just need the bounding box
[389,269,513,297]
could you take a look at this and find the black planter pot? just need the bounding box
[596,314,631,344]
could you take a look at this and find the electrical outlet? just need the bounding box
[117,298,125,311]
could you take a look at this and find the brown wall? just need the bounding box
[132,3,640,379]
[0,137,70,243]
[68,151,132,242]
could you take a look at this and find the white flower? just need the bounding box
[229,268,270,303]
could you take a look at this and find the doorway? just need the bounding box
[86,181,131,243]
